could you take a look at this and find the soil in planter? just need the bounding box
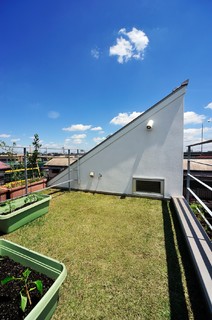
[0,256,54,320]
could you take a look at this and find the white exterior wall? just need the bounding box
[49,83,187,198]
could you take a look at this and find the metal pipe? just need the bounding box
[24,147,28,195]
[201,122,203,153]
[68,149,71,191]
[187,188,212,217]
[186,145,191,202]
[188,173,212,191]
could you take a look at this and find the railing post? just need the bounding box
[68,149,71,191]
[186,145,191,202]
[24,147,28,195]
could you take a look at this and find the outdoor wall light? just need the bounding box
[89,171,95,177]
[146,120,154,130]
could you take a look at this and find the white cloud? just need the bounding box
[184,128,201,141]
[0,134,11,138]
[205,102,212,110]
[91,48,100,59]
[11,138,20,143]
[110,111,142,125]
[110,37,133,63]
[42,142,62,149]
[62,124,92,132]
[70,133,86,145]
[184,111,205,125]
[184,126,212,148]
[71,134,86,139]
[93,137,106,144]
[91,126,103,131]
[121,28,149,52]
[109,27,149,63]
[48,111,60,119]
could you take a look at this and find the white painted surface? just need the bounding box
[49,83,187,198]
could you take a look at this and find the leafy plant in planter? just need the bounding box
[0,239,67,320]
[1,267,43,312]
[0,194,39,214]
[4,178,43,189]
[0,193,51,234]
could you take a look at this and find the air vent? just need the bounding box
[133,178,164,197]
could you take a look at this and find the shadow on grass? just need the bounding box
[162,200,209,320]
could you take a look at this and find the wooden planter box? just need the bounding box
[8,179,47,199]
[0,239,67,320]
[0,193,51,234]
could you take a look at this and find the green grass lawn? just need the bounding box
[2,190,208,319]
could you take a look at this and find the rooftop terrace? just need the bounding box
[2,190,209,319]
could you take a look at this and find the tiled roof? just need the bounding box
[44,157,77,167]
[0,161,10,171]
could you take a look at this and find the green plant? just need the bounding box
[27,134,42,178]
[190,202,211,239]
[0,194,39,214]
[0,199,16,213]
[5,191,207,319]
[0,140,19,182]
[24,194,39,205]
[1,268,43,312]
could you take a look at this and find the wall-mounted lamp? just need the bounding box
[98,173,102,178]
[146,120,154,130]
[89,171,95,177]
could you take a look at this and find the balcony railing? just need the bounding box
[186,139,212,235]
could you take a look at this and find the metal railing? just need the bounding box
[186,140,212,232]
[0,146,81,195]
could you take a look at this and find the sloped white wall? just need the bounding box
[49,84,187,198]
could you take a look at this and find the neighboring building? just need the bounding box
[0,161,10,185]
[48,81,188,199]
[44,156,77,180]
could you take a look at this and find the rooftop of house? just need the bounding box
[2,190,209,318]
[183,159,212,172]
[44,156,77,167]
[0,161,10,171]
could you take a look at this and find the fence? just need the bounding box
[0,146,82,195]
[186,139,212,234]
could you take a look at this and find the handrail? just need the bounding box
[189,160,212,167]
[187,187,212,217]
[186,140,212,233]
[188,173,212,191]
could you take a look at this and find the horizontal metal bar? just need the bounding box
[187,188,212,217]
[45,179,75,190]
[187,139,212,147]
[189,160,212,167]
[188,173,212,191]
[196,207,212,231]
[5,167,40,173]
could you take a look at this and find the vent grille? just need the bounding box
[133,178,164,196]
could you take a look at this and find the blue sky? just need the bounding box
[0,0,211,153]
